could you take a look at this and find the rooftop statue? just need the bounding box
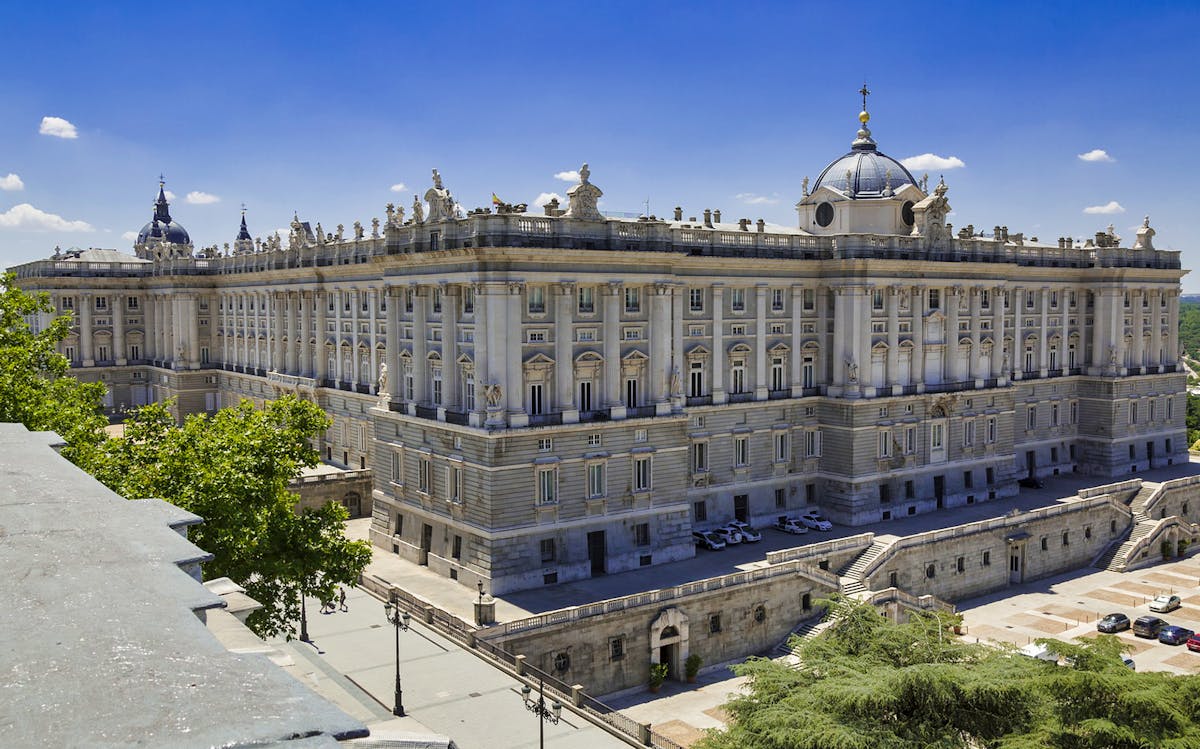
[565,162,603,221]
[424,168,456,222]
[411,196,424,224]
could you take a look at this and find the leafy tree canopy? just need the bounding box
[697,596,1200,749]
[79,396,372,638]
[0,272,107,460]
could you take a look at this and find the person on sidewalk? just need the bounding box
[338,587,348,612]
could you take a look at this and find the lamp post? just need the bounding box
[299,595,310,643]
[383,599,411,717]
[521,678,562,749]
[477,579,484,605]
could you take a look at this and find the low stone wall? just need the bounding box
[292,469,373,518]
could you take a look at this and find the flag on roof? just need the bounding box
[491,193,503,206]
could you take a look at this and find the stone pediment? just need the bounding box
[768,342,790,355]
[574,350,604,363]
[686,344,710,357]
[524,352,555,366]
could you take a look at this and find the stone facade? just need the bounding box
[10,106,1187,595]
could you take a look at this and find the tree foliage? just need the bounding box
[1177,301,1200,358]
[0,272,107,460]
[697,596,1200,749]
[78,396,372,638]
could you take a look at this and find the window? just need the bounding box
[538,438,553,452]
[537,467,558,504]
[579,380,593,411]
[731,360,747,394]
[624,286,640,313]
[625,378,639,407]
[588,433,602,447]
[694,500,708,521]
[872,288,884,310]
[879,484,891,504]
[464,372,476,411]
[1062,531,1070,546]
[931,422,944,449]
[529,383,544,415]
[1129,402,1137,425]
[126,296,139,310]
[588,463,606,498]
[609,636,625,661]
[963,420,975,447]
[805,430,821,457]
[709,613,722,634]
[775,432,789,462]
[527,286,545,314]
[451,535,462,559]
[635,523,650,547]
[771,357,785,391]
[689,288,704,312]
[391,451,402,482]
[692,442,709,472]
[633,456,652,492]
[878,430,892,458]
[462,287,476,314]
[527,330,546,343]
[404,289,414,313]
[418,457,431,494]
[540,538,556,563]
[928,288,940,310]
[980,289,991,310]
[577,328,595,342]
[772,288,785,311]
[734,436,749,467]
[963,470,973,489]
[95,296,108,311]
[1027,406,1037,431]
[61,296,74,311]
[577,286,594,314]
[431,366,443,405]
[731,288,746,312]
[905,427,916,454]
[802,288,815,310]
[987,417,997,443]
[634,428,647,443]
[689,361,704,397]
[1051,403,1059,427]
[982,550,991,566]
[1040,536,1048,551]
[129,344,140,360]
[730,324,746,336]
[905,480,915,499]
[775,488,786,508]
[688,324,704,337]
[956,556,965,573]
[1168,397,1174,420]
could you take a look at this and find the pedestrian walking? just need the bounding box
[338,587,348,612]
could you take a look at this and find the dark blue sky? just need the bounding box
[2,1,1197,285]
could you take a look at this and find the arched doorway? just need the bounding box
[342,492,361,517]
[649,608,690,682]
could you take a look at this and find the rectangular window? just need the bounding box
[709,613,722,634]
[689,288,704,312]
[805,430,821,457]
[609,636,625,661]
[391,451,402,483]
[633,456,651,492]
[588,463,606,498]
[61,296,74,310]
[577,286,594,314]
[1051,403,1059,427]
[775,488,786,508]
[635,523,650,547]
[731,288,745,312]
[1129,402,1137,425]
[588,432,602,447]
[418,457,431,494]
[529,383,544,415]
[538,438,553,452]
[576,328,595,342]
[537,467,558,504]
[527,330,547,343]
[1168,397,1174,421]
[634,428,647,443]
[905,427,916,454]
[772,288,785,311]
[775,432,789,462]
[878,430,892,458]
[451,535,462,559]
[692,442,709,472]
[464,372,476,411]
[987,417,997,443]
[95,296,108,311]
[129,344,141,360]
[730,324,746,336]
[527,286,545,314]
[431,367,443,405]
[694,500,707,522]
[802,288,815,311]
[963,420,975,447]
[771,357,785,391]
[928,288,940,310]
[126,296,139,310]
[540,538,556,563]
[462,287,475,314]
[931,423,944,449]
[872,289,884,310]
[1027,406,1037,431]
[97,345,110,361]
[963,470,973,489]
[734,436,749,467]
[624,286,640,313]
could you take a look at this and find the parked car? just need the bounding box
[726,522,762,543]
[799,510,833,531]
[1123,657,1137,670]
[1150,594,1182,613]
[692,530,726,551]
[1097,613,1131,633]
[1186,633,1200,653]
[774,515,809,535]
[711,526,744,545]
[1017,476,1044,489]
[1133,615,1168,638]
[1018,642,1058,662]
[1159,625,1194,646]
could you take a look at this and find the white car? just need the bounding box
[692,530,726,550]
[711,526,744,545]
[1150,594,1182,613]
[774,515,809,534]
[799,510,833,531]
[726,521,762,543]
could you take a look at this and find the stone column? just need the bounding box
[287,291,299,374]
[272,292,285,372]
[969,286,982,381]
[315,291,328,382]
[412,285,428,404]
[886,286,899,389]
[1167,290,1180,365]
[992,285,1006,381]
[1038,287,1049,377]
[350,289,361,388]
[1150,289,1163,367]
[472,283,491,427]
[505,283,524,424]
[711,284,725,403]
[753,284,768,400]
[652,282,673,408]
[1132,290,1145,371]
[80,293,94,366]
[946,286,960,384]
[332,288,343,385]
[911,286,925,389]
[1012,287,1024,379]
[670,284,684,411]
[114,294,126,365]
[145,294,156,361]
[300,291,312,377]
[188,293,200,368]
[603,282,622,411]
[384,286,400,404]
[368,289,379,394]
[443,284,460,411]
[817,286,831,386]
[1089,289,1104,373]
[790,284,804,396]
[554,283,576,421]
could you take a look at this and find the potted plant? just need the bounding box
[648,662,668,693]
[1162,540,1173,559]
[684,653,702,683]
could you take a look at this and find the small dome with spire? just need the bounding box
[135,180,192,247]
[810,88,918,199]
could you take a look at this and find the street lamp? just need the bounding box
[383,599,411,717]
[477,579,485,604]
[521,678,562,749]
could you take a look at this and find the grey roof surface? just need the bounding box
[0,423,367,748]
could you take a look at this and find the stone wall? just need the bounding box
[292,470,373,518]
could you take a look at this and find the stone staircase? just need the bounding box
[835,539,891,595]
[1103,512,1156,572]
[774,616,833,656]
[1130,482,1162,515]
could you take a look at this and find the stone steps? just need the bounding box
[1105,520,1156,572]
[837,539,890,578]
[774,617,834,656]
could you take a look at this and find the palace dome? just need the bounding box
[811,110,917,198]
[135,182,191,246]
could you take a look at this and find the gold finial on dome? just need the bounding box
[858,83,871,123]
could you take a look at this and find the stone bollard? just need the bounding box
[475,595,496,626]
[515,654,526,676]
[639,723,652,745]
[571,684,584,707]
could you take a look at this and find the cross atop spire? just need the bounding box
[859,82,870,113]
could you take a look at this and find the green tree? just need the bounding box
[79,396,372,638]
[0,272,107,460]
[697,596,1200,749]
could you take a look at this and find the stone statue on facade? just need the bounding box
[412,196,424,224]
[315,222,325,244]
[1109,345,1119,368]
[371,217,380,238]
[1133,215,1156,250]
[801,176,809,197]
[354,221,364,240]
[845,358,859,384]
[424,168,457,222]
[385,203,395,226]
[669,367,682,397]
[565,163,604,221]
[377,362,389,406]
[336,224,345,242]
[910,177,951,245]
[484,383,503,408]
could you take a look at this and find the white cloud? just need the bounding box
[554,170,580,183]
[1083,201,1125,215]
[0,173,24,191]
[185,191,220,205]
[39,116,78,139]
[534,192,563,207]
[1078,149,1113,163]
[734,192,780,206]
[390,183,407,193]
[900,153,966,171]
[0,203,93,232]
[121,230,138,241]
[275,227,290,238]
[163,190,176,201]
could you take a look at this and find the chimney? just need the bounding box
[1001,226,1009,241]
[703,209,713,228]
[544,197,559,217]
[738,218,749,231]
[756,218,765,233]
[673,206,683,221]
[713,209,722,223]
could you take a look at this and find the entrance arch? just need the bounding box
[649,608,690,681]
